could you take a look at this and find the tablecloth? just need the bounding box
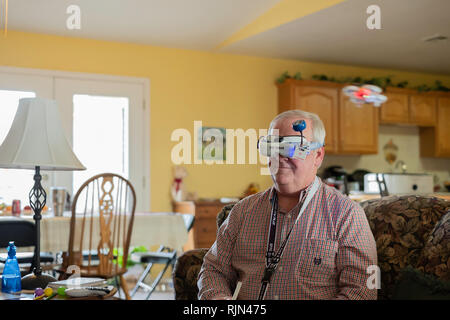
[2,212,189,253]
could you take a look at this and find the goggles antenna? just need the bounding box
[292,120,306,145]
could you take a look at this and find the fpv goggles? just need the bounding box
[258,135,323,160]
[258,119,323,160]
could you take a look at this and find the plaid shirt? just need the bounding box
[197,177,377,300]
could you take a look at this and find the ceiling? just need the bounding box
[5,0,450,74]
[221,0,450,74]
[6,0,282,50]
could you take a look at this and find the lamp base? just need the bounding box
[21,272,57,290]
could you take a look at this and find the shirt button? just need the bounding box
[278,266,283,272]
[287,214,292,219]
[274,295,279,300]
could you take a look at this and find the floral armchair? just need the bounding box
[360,195,449,299]
[172,196,450,300]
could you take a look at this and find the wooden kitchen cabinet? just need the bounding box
[277,79,340,154]
[339,94,379,154]
[380,88,437,126]
[193,200,236,248]
[277,79,379,154]
[380,88,410,124]
[277,79,446,157]
[409,93,437,126]
[420,94,450,157]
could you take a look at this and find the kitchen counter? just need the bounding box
[348,193,380,202]
[431,192,450,201]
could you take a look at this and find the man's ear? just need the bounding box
[314,147,325,169]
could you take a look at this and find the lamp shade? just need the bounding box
[0,97,86,171]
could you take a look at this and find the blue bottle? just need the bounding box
[1,241,22,294]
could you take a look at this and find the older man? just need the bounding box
[197,110,377,300]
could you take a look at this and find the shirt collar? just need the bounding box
[269,176,317,204]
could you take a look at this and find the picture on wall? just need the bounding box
[198,126,226,161]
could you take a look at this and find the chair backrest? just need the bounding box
[216,203,235,229]
[0,217,36,248]
[173,203,235,300]
[183,214,195,232]
[66,173,136,277]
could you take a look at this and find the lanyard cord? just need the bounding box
[257,177,320,300]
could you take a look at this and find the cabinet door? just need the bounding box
[409,95,437,126]
[436,97,450,156]
[294,86,338,153]
[339,95,378,154]
[380,92,409,124]
[193,217,217,248]
[194,203,221,248]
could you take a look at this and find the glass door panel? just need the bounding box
[0,72,53,211]
[54,78,148,212]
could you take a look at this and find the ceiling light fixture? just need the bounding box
[422,33,448,42]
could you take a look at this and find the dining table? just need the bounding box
[0,211,192,254]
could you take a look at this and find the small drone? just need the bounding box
[342,84,388,107]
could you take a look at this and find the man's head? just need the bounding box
[268,110,325,194]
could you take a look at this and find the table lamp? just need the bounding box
[0,97,86,290]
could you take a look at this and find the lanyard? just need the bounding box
[257,176,320,300]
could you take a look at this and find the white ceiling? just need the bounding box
[6,0,450,74]
[7,0,282,50]
[221,0,450,74]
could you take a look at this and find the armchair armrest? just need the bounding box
[172,248,208,300]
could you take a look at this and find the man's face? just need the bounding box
[269,117,324,192]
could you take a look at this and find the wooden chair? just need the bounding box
[59,173,136,300]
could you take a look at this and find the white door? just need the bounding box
[0,72,53,207]
[54,78,149,212]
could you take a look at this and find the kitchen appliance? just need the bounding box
[321,166,349,195]
[349,169,372,191]
[364,173,433,195]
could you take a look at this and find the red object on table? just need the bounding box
[12,200,21,216]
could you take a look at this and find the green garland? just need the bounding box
[276,71,449,93]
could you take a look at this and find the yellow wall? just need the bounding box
[1,30,450,211]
